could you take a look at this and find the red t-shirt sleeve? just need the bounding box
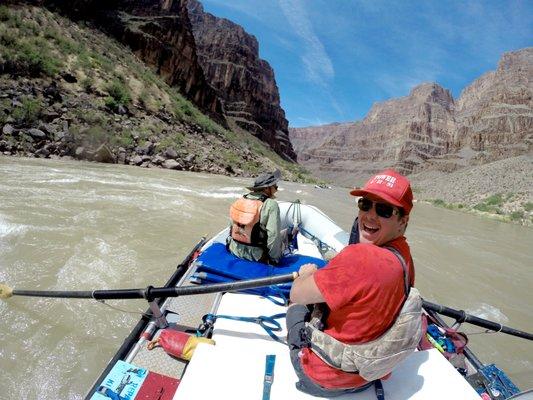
[314,244,370,311]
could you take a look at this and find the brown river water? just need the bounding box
[0,156,532,399]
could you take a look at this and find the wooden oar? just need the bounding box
[0,272,298,302]
[422,300,533,341]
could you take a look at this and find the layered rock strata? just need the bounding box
[42,0,222,119]
[453,49,532,160]
[187,0,296,161]
[290,48,533,186]
[38,0,295,160]
[0,5,302,178]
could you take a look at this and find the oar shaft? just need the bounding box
[422,300,533,341]
[13,288,146,300]
[135,273,296,300]
[170,273,296,296]
[10,273,297,301]
[13,289,95,299]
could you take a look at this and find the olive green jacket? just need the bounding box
[227,192,282,264]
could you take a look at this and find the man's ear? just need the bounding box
[399,214,409,228]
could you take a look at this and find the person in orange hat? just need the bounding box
[286,169,418,397]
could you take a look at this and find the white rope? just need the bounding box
[95,299,149,317]
[463,326,504,335]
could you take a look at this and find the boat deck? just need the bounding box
[128,292,219,379]
[174,293,481,399]
[125,262,219,380]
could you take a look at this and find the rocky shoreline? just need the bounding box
[0,74,278,177]
[410,155,533,226]
[1,71,528,226]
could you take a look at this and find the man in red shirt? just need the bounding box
[287,169,415,397]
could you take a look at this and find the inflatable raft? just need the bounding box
[85,201,528,400]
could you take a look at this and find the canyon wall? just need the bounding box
[290,48,532,186]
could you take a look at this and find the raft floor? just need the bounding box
[174,293,480,399]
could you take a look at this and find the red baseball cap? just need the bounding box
[350,169,413,214]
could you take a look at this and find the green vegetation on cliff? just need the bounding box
[427,191,532,226]
[0,5,313,181]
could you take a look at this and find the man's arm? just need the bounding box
[263,200,282,263]
[290,263,325,304]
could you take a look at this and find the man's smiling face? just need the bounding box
[357,194,408,246]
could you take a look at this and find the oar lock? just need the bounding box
[142,285,156,302]
[140,285,169,329]
[456,310,467,324]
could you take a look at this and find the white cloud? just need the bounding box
[278,0,334,86]
[292,116,331,127]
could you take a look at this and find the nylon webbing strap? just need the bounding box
[204,313,287,342]
[262,354,276,400]
[375,379,385,400]
[385,246,409,297]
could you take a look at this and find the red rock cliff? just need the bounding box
[41,0,222,119]
[290,48,532,186]
[186,0,296,161]
[38,0,296,160]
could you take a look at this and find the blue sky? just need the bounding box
[201,0,532,128]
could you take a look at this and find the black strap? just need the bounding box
[384,246,410,297]
[203,313,287,343]
[374,379,385,400]
[348,217,360,244]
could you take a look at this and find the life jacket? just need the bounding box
[229,194,268,246]
[305,246,423,382]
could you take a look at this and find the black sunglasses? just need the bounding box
[357,198,400,219]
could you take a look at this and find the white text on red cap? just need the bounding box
[370,174,397,188]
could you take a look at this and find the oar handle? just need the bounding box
[3,272,299,302]
[422,300,533,341]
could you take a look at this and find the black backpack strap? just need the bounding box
[384,246,410,297]
[349,217,359,244]
[374,379,385,400]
